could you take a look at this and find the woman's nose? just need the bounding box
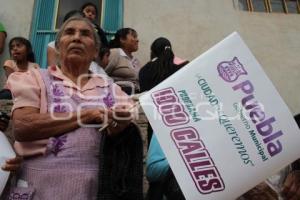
[72,31,81,41]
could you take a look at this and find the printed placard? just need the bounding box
[139,32,300,200]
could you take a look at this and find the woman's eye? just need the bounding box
[81,30,91,36]
[64,29,74,35]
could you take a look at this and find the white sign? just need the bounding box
[0,131,15,195]
[139,32,300,200]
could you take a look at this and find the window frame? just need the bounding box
[30,0,123,67]
[239,0,300,13]
[53,0,103,30]
[247,0,271,12]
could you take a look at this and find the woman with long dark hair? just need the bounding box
[140,37,188,200]
[105,28,141,94]
[0,37,39,99]
[139,37,188,144]
[139,37,188,92]
[3,37,38,78]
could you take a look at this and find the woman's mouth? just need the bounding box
[69,47,84,53]
[12,53,21,58]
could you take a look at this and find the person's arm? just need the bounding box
[3,65,14,78]
[146,134,170,182]
[3,60,16,78]
[0,31,6,55]
[12,106,109,142]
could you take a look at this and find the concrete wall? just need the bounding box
[124,0,300,114]
[0,0,35,87]
[0,0,299,114]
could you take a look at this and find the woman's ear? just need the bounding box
[120,37,127,46]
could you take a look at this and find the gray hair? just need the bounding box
[55,16,101,52]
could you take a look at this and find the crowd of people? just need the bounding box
[0,2,300,200]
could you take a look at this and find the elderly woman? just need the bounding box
[5,17,142,200]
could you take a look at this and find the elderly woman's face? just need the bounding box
[57,20,98,65]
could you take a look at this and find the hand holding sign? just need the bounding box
[0,131,16,195]
[1,157,22,171]
[139,32,300,200]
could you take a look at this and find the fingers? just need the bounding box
[282,171,300,200]
[286,182,298,199]
[282,173,294,195]
[287,187,300,200]
[93,108,111,124]
[111,106,133,120]
[291,188,300,200]
[96,104,136,121]
[6,156,23,165]
[114,110,131,119]
[1,156,22,172]
[96,105,133,133]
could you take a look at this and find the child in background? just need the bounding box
[81,3,109,75]
[0,37,39,99]
[81,2,108,48]
[3,37,39,78]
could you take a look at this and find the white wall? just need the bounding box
[0,0,35,87]
[124,0,300,114]
[0,0,299,114]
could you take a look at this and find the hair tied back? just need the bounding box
[164,46,171,50]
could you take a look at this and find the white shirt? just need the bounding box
[89,61,107,75]
[119,48,140,72]
[48,41,55,49]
